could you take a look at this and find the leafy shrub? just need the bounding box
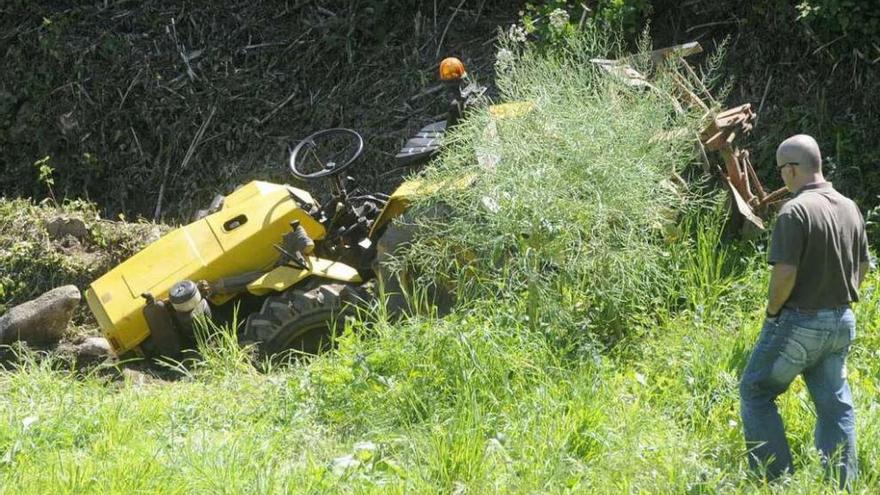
[519,0,652,43]
[397,29,703,345]
[795,0,880,50]
[591,0,653,34]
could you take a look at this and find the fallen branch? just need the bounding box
[153,106,217,220]
[258,89,299,125]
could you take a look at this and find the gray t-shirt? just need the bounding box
[768,182,869,310]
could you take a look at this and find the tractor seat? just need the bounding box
[394,121,447,166]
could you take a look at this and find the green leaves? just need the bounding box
[795,0,880,51]
[33,155,53,187]
[406,27,700,344]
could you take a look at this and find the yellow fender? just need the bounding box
[368,100,536,238]
[246,256,362,296]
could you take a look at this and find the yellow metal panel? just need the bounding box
[87,181,327,354]
[306,256,362,283]
[221,182,261,208]
[368,175,475,238]
[246,257,363,296]
[121,222,219,298]
[84,287,130,354]
[488,101,535,119]
[247,266,310,296]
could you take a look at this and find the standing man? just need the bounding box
[739,134,870,487]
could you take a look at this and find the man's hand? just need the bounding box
[767,263,798,316]
[858,262,870,289]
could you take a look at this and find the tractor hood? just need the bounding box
[86,181,325,354]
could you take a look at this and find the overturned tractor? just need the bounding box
[85,58,494,360]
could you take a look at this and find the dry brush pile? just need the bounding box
[0,0,517,220]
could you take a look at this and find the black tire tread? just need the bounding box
[243,281,367,356]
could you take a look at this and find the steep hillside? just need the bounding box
[1,1,517,220]
[4,1,876,225]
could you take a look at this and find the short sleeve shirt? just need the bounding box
[768,182,869,309]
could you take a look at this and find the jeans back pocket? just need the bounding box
[768,324,830,385]
[788,324,831,364]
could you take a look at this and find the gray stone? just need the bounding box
[0,285,81,345]
[121,368,154,386]
[45,216,89,240]
[74,337,113,363]
[55,336,113,368]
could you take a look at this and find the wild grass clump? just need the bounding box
[400,31,702,345]
[0,198,166,314]
[308,297,563,434]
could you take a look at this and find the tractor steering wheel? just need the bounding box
[289,128,364,181]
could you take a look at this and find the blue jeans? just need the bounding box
[739,307,857,487]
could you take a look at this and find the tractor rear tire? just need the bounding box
[243,281,369,357]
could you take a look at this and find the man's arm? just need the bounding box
[767,263,798,316]
[858,208,870,288]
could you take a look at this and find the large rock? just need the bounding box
[0,285,81,345]
[75,336,111,357]
[74,337,113,365]
[56,336,114,368]
[45,216,90,241]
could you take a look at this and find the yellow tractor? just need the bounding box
[85,58,496,359]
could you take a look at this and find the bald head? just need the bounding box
[776,134,822,172]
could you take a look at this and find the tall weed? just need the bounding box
[401,31,701,344]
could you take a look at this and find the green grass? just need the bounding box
[2,272,877,493]
[1,28,879,493]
